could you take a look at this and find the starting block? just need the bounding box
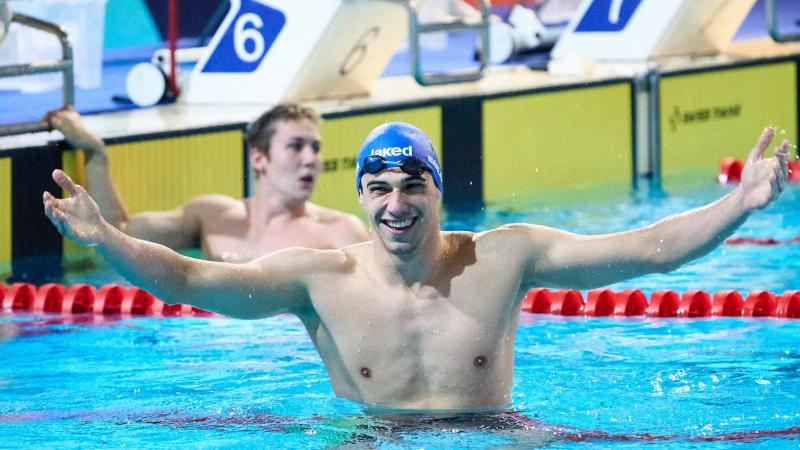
[180,0,408,104]
[550,0,757,71]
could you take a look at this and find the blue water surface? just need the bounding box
[1,183,799,449]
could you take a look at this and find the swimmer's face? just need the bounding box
[359,168,441,255]
[250,119,321,201]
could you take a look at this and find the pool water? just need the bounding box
[1,183,798,449]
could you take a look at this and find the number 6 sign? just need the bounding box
[182,0,408,104]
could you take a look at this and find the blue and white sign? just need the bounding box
[551,0,756,65]
[574,0,643,32]
[181,0,408,105]
[200,0,285,73]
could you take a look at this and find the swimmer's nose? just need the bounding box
[384,190,412,215]
[300,145,320,167]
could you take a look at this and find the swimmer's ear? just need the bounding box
[357,186,368,209]
[249,146,268,177]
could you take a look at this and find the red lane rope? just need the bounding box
[726,236,800,245]
[1,284,798,319]
[521,288,799,318]
[0,283,215,318]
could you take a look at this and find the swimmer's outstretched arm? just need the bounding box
[43,170,312,319]
[46,109,202,250]
[46,108,129,230]
[513,127,790,290]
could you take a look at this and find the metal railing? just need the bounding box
[390,0,492,86]
[0,12,74,137]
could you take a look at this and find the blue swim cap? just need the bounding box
[355,122,443,193]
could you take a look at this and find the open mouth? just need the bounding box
[381,217,417,233]
[299,175,314,184]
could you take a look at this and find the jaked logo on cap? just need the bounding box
[371,146,413,157]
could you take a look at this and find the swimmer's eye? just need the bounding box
[368,186,391,195]
[403,179,427,193]
[288,139,322,154]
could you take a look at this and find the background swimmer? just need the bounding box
[43,122,790,412]
[45,104,369,262]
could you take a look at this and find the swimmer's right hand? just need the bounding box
[740,127,790,212]
[43,169,108,247]
[44,107,106,155]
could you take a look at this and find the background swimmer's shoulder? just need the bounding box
[305,202,363,224]
[181,194,244,217]
[305,202,370,245]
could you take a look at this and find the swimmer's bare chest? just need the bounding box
[303,263,525,410]
[200,215,344,262]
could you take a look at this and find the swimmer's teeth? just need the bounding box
[387,219,412,228]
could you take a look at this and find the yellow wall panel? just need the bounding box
[316,107,442,216]
[660,62,796,189]
[0,157,11,277]
[107,130,244,214]
[483,83,633,204]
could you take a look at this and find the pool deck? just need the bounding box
[0,38,797,151]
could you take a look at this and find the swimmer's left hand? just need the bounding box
[43,169,108,247]
[740,127,790,211]
[43,107,106,155]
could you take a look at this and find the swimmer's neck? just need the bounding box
[372,231,445,285]
[247,184,309,223]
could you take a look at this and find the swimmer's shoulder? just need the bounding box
[306,202,370,244]
[469,224,562,257]
[305,202,361,224]
[180,194,242,214]
[177,195,245,223]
